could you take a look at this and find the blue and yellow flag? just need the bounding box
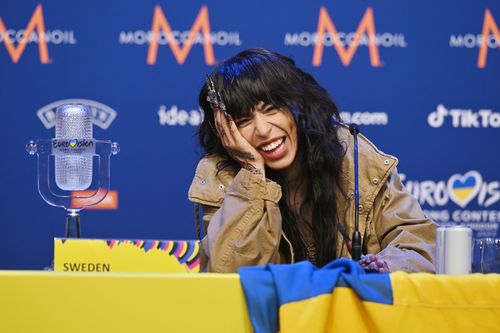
[239,259,500,333]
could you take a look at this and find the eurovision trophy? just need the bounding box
[26,104,119,237]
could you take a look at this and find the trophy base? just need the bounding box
[65,209,81,238]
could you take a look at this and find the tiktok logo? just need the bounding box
[428,104,500,128]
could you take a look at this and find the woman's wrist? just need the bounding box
[242,162,265,180]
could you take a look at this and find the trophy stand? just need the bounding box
[66,209,81,238]
[26,139,120,237]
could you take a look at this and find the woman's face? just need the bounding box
[235,102,298,172]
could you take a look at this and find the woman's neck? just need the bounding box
[281,154,303,185]
[281,157,308,216]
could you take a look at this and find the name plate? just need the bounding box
[54,238,200,273]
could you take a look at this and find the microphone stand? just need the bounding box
[349,123,362,261]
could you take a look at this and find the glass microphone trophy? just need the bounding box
[26,104,119,237]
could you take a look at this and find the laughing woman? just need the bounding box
[188,48,436,273]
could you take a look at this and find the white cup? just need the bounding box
[436,226,472,275]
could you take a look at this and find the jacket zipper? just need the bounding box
[281,230,295,264]
[281,192,354,264]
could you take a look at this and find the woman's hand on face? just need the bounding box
[214,110,266,179]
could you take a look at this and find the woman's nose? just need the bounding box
[254,113,272,137]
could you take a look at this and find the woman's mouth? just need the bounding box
[258,137,288,160]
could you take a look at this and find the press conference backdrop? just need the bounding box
[0,1,498,269]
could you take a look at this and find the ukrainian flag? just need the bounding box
[239,259,500,333]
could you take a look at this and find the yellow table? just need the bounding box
[2,271,500,333]
[0,271,252,333]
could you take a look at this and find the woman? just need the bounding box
[188,48,436,273]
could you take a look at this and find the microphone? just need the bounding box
[54,104,93,191]
[348,123,362,261]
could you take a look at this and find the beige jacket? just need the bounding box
[188,127,437,273]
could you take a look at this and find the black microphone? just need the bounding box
[349,123,362,261]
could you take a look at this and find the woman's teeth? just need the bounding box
[260,138,284,152]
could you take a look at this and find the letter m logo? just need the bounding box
[147,5,215,65]
[478,9,499,68]
[0,4,50,64]
[313,7,381,67]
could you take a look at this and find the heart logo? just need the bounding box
[69,139,77,147]
[447,171,482,208]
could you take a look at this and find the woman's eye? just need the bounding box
[235,118,252,127]
[263,106,278,114]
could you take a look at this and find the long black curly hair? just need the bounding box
[198,48,346,267]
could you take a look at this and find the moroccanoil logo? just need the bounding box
[285,7,407,67]
[119,5,242,65]
[0,4,76,64]
[449,9,499,68]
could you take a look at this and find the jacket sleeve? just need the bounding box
[202,168,283,273]
[371,169,437,273]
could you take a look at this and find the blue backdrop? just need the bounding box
[0,0,499,269]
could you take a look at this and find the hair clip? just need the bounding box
[205,75,228,116]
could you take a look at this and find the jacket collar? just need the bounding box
[336,125,398,214]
